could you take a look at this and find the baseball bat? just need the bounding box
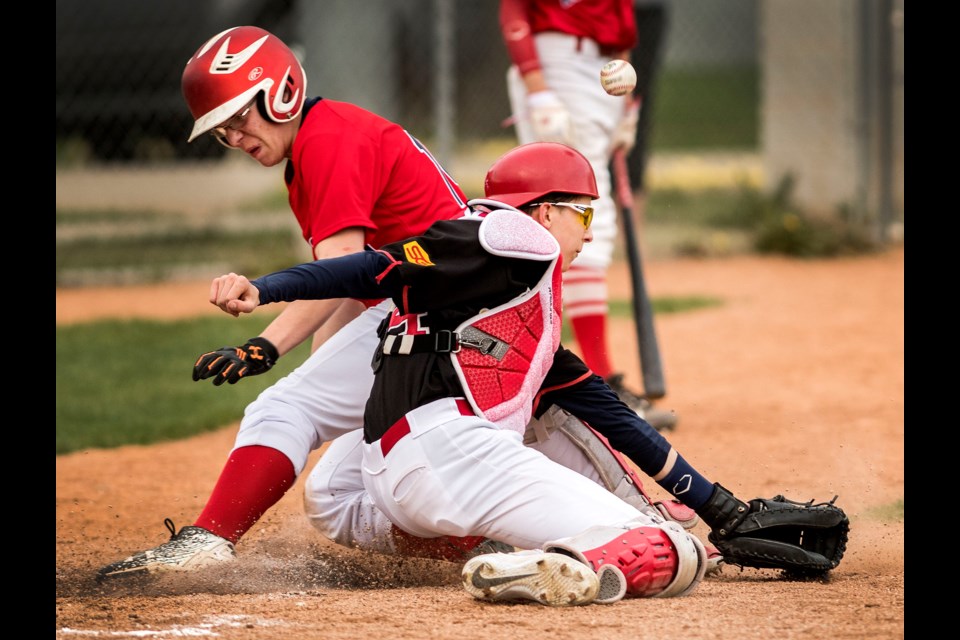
[612,147,666,399]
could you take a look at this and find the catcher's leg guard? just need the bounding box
[528,406,699,529]
[545,521,707,599]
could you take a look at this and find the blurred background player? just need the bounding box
[498,0,677,431]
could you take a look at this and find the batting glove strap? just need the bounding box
[192,337,279,386]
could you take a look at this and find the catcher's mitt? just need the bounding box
[699,483,849,576]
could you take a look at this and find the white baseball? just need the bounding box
[599,60,637,97]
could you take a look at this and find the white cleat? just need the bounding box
[96,518,236,581]
[462,550,600,607]
[704,543,725,577]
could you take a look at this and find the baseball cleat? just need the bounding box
[704,542,725,577]
[593,564,628,604]
[462,550,600,606]
[96,518,236,582]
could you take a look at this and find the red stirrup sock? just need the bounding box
[570,313,613,379]
[194,445,296,544]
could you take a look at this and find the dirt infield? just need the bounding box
[55,248,904,639]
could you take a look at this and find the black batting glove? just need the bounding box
[192,337,279,386]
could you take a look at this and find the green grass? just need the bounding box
[55,209,170,225]
[863,499,904,522]
[56,314,310,454]
[558,296,719,351]
[651,66,759,151]
[55,187,763,289]
[57,296,720,455]
[56,226,305,286]
[609,296,722,316]
[646,186,758,228]
[57,228,297,270]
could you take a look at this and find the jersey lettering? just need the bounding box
[403,241,435,266]
[387,310,431,336]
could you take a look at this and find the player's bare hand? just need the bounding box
[209,273,261,317]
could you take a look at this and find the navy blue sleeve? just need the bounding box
[542,371,672,478]
[251,250,396,305]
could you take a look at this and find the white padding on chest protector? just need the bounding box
[478,209,560,261]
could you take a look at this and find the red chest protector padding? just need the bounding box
[452,210,563,433]
[456,264,562,409]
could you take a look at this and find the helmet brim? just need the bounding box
[186,85,265,143]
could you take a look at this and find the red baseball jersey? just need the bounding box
[500,0,638,74]
[286,98,469,253]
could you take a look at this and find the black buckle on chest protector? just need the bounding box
[434,330,460,353]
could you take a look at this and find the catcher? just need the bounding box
[205,142,850,605]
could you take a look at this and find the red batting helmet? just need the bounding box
[181,26,307,142]
[484,142,599,209]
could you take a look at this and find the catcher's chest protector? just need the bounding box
[452,211,562,435]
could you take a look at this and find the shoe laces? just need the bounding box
[163,517,178,540]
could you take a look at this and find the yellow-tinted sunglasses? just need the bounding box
[530,202,594,229]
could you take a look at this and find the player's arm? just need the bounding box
[536,347,670,479]
[257,228,367,355]
[211,249,399,314]
[194,228,379,387]
[499,0,540,78]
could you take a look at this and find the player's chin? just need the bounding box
[250,146,280,167]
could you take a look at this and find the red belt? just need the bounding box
[379,398,474,457]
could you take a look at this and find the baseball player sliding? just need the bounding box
[97,29,848,601]
[97,25,706,582]
[201,143,850,606]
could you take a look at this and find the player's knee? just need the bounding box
[302,470,341,540]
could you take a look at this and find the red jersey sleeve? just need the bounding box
[500,0,637,62]
[500,0,542,75]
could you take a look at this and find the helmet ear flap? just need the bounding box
[254,92,269,121]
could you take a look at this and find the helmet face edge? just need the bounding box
[181,26,307,143]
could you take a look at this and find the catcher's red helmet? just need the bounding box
[484,142,599,209]
[181,26,307,142]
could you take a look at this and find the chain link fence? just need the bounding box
[56,0,903,234]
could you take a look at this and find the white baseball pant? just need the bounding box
[358,397,655,551]
[303,407,617,554]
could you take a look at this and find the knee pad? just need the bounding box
[653,521,707,598]
[544,521,706,598]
